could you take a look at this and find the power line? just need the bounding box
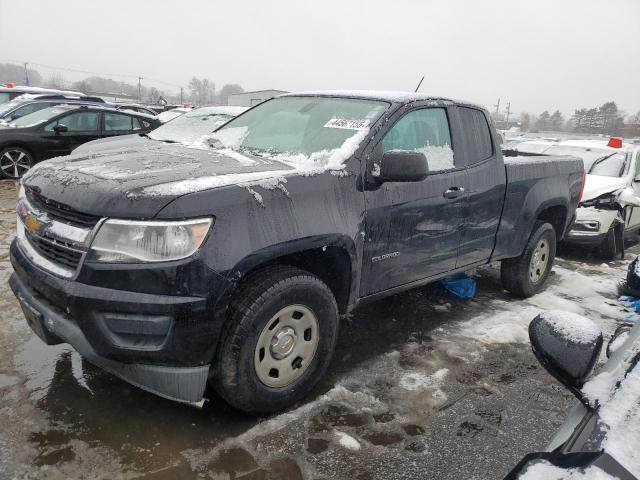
[0,59,184,89]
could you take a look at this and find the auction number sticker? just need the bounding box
[324,118,370,130]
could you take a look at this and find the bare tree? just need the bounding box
[218,84,244,105]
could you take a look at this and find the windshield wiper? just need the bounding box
[140,132,176,143]
[588,153,616,174]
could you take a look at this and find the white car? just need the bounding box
[155,106,193,123]
[549,138,640,258]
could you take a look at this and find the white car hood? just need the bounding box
[581,175,629,202]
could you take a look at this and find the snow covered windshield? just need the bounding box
[149,108,237,143]
[9,106,71,127]
[208,97,388,164]
[543,145,628,177]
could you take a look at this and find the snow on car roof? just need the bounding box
[553,139,635,153]
[283,90,486,110]
[40,103,157,119]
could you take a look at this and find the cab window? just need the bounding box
[104,112,136,131]
[382,108,454,172]
[44,111,99,132]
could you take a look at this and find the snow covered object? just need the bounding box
[505,311,640,479]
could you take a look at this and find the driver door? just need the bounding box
[361,106,466,296]
[41,110,101,158]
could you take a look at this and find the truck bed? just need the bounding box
[492,153,584,260]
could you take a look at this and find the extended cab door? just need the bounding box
[453,106,506,267]
[361,105,467,296]
[41,110,101,158]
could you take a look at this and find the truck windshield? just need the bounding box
[209,96,388,163]
[543,145,628,177]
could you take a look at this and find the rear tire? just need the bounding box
[501,221,556,298]
[213,266,339,414]
[0,146,33,179]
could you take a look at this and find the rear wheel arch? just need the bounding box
[536,204,568,239]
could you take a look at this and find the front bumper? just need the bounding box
[563,207,618,246]
[9,240,227,404]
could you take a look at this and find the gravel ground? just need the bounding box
[0,179,636,480]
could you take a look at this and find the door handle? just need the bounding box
[443,187,465,199]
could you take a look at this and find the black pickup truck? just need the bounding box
[9,91,584,413]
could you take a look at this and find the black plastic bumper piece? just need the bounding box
[10,272,209,404]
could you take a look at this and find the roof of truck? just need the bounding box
[283,90,486,110]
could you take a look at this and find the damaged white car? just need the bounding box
[549,139,640,258]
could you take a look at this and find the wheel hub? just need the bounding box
[529,239,550,283]
[270,327,297,359]
[254,304,319,388]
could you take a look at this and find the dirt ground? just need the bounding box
[0,179,636,480]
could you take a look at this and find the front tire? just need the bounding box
[501,221,556,298]
[213,266,339,414]
[0,146,33,179]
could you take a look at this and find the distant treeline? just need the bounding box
[0,62,244,105]
[494,101,640,136]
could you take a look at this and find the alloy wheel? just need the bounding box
[0,149,32,179]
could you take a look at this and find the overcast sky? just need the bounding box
[1,0,638,116]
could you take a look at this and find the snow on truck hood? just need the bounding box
[24,143,295,195]
[581,174,629,202]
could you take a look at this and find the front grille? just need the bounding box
[26,189,99,228]
[25,231,83,270]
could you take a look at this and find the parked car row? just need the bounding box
[0,93,247,179]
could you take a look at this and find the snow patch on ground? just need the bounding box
[519,461,616,479]
[399,369,448,391]
[334,431,361,451]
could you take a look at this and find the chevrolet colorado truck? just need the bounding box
[9,91,584,413]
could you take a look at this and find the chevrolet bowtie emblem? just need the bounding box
[23,214,44,234]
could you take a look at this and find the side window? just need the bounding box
[104,112,134,131]
[458,107,493,164]
[635,151,640,178]
[44,111,99,132]
[381,108,454,172]
[131,117,142,131]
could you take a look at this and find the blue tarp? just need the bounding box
[440,274,476,299]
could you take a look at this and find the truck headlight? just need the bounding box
[88,218,213,263]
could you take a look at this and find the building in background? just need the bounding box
[227,89,288,107]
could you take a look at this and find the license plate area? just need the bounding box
[17,293,63,345]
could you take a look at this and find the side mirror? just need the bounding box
[53,124,68,134]
[377,151,428,183]
[529,311,602,402]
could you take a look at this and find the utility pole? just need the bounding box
[23,62,29,86]
[494,98,500,115]
[505,102,511,124]
[138,76,143,102]
[180,87,184,104]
